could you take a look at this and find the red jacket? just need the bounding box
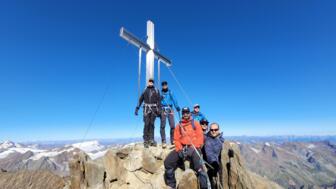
[174,118,204,152]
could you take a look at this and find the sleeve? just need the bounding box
[170,91,180,110]
[205,140,216,163]
[201,113,207,121]
[174,124,182,152]
[194,121,204,148]
[136,91,144,108]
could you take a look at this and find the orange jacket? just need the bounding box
[174,118,204,152]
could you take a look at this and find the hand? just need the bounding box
[176,107,181,112]
[135,107,139,116]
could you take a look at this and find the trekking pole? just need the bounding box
[176,113,212,189]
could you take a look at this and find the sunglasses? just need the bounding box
[210,128,219,132]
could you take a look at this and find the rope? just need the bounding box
[81,82,111,142]
[166,66,193,107]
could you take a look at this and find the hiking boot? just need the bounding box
[162,142,167,149]
[144,141,149,148]
[150,140,157,147]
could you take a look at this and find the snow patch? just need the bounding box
[250,147,260,154]
[87,150,108,160]
[307,144,315,149]
[70,140,104,153]
[265,142,271,147]
[0,147,44,159]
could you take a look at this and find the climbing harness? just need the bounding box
[143,103,158,116]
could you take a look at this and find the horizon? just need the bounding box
[1,0,335,141]
[3,134,336,144]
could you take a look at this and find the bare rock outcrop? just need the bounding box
[0,170,66,189]
[69,142,283,189]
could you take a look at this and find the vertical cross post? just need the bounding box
[146,21,155,83]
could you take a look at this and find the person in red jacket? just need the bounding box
[164,107,208,189]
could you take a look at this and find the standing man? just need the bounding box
[204,123,225,188]
[164,107,208,189]
[160,81,180,148]
[135,79,161,148]
[191,104,206,122]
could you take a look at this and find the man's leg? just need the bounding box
[149,113,157,146]
[143,114,150,147]
[160,111,167,143]
[207,162,220,188]
[168,113,176,145]
[189,148,208,189]
[164,150,180,188]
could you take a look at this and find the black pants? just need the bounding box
[143,112,156,143]
[164,147,208,189]
[207,161,221,189]
[160,110,175,144]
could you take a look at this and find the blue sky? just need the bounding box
[0,0,335,142]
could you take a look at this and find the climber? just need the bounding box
[135,78,161,148]
[204,123,225,189]
[160,81,180,148]
[191,104,206,122]
[164,107,208,189]
[200,119,209,135]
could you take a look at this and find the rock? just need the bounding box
[177,169,198,189]
[69,142,283,189]
[69,152,88,189]
[221,141,283,189]
[103,150,120,181]
[142,148,160,173]
[0,170,65,189]
[84,160,105,189]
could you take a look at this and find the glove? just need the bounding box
[135,107,139,116]
[176,107,181,112]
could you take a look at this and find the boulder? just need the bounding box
[103,150,120,181]
[177,169,198,189]
[84,160,105,189]
[142,148,161,173]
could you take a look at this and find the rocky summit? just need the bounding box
[69,141,282,189]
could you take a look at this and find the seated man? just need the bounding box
[204,123,225,189]
[164,107,208,189]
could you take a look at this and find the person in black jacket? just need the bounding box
[135,79,161,148]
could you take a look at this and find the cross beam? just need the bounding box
[120,21,172,83]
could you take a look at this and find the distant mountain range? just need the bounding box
[0,135,335,188]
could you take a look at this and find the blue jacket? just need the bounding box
[161,90,179,111]
[204,132,225,164]
[191,111,206,122]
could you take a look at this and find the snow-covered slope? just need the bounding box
[0,140,109,176]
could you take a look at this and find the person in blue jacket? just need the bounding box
[191,104,206,122]
[204,122,225,188]
[160,81,180,148]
